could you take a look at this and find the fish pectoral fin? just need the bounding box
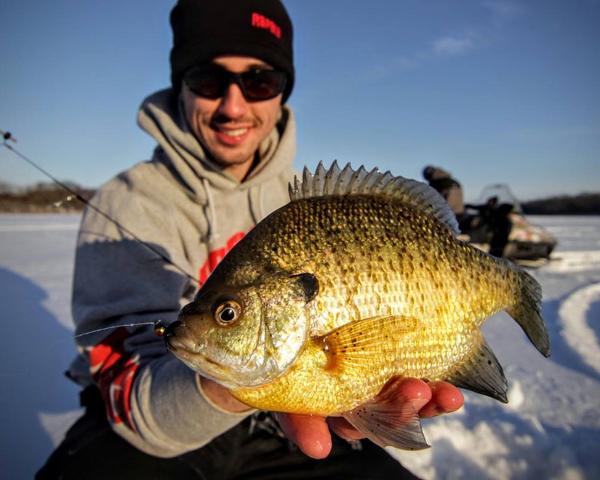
[446,333,508,403]
[341,385,429,450]
[320,315,420,372]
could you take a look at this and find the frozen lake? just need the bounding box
[0,213,599,479]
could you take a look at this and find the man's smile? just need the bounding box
[213,125,252,145]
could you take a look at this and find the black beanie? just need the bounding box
[170,0,294,102]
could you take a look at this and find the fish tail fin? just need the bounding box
[342,378,430,451]
[506,267,551,357]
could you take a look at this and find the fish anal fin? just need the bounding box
[319,315,419,374]
[342,379,430,450]
[447,333,508,403]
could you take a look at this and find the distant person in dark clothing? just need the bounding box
[422,165,465,222]
[465,196,499,230]
[465,197,513,257]
[488,203,514,257]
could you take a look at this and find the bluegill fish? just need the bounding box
[165,162,550,450]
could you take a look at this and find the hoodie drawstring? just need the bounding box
[204,178,268,245]
[248,184,265,225]
[202,178,219,243]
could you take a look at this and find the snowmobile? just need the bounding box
[460,184,557,263]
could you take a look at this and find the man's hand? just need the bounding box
[201,376,464,459]
[200,377,252,413]
[275,378,464,459]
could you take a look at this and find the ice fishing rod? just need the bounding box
[1,129,197,284]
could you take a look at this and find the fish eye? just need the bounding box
[213,301,242,326]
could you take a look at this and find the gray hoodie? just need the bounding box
[69,89,296,457]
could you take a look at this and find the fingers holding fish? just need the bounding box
[327,416,365,441]
[327,378,434,441]
[199,376,252,413]
[274,412,333,459]
[382,377,433,412]
[418,381,464,418]
[380,378,463,418]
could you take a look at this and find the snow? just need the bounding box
[559,283,600,376]
[0,214,82,479]
[1,213,599,479]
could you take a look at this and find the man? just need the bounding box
[37,1,462,478]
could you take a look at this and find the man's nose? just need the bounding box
[217,83,248,119]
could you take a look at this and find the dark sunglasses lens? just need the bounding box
[184,71,224,99]
[184,68,286,101]
[241,70,287,100]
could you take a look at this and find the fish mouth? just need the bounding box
[163,321,234,382]
[164,333,218,368]
[168,344,239,386]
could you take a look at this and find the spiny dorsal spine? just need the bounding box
[289,160,460,234]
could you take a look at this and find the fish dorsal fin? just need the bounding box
[289,161,459,234]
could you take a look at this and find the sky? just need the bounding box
[1,0,599,201]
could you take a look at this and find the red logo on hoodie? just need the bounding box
[89,328,139,431]
[198,231,246,286]
[251,12,282,39]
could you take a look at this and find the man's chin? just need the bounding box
[204,150,258,180]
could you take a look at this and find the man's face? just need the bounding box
[181,56,283,176]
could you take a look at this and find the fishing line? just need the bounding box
[74,321,167,338]
[1,130,197,283]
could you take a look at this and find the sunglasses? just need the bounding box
[183,66,287,102]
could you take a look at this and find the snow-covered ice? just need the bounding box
[0,214,82,479]
[0,214,599,479]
